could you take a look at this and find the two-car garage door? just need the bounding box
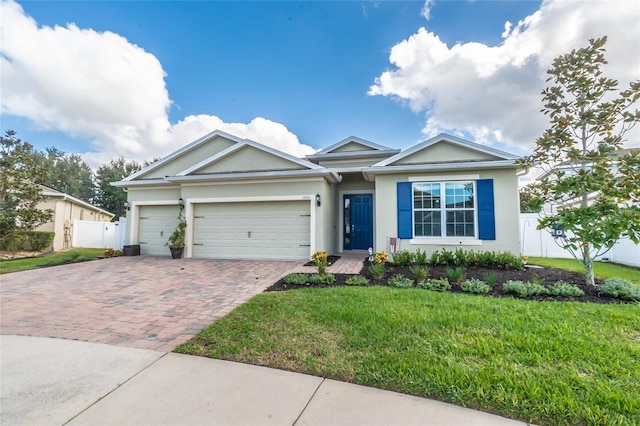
[192,201,310,260]
[137,201,311,260]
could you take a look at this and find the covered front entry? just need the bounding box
[343,194,373,250]
[192,200,311,260]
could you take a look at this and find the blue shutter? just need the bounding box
[477,179,496,240]
[397,182,412,239]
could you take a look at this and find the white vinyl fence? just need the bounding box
[72,218,126,250]
[520,213,640,267]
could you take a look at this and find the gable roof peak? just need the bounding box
[312,136,395,156]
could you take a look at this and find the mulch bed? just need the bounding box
[266,259,631,304]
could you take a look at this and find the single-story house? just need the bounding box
[37,186,115,251]
[114,130,523,260]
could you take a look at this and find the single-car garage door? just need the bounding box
[193,201,311,260]
[138,205,179,256]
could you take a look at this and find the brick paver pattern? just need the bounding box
[1,255,364,352]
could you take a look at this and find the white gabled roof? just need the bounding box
[123,129,246,181]
[308,136,399,158]
[40,185,115,217]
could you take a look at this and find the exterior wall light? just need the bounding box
[315,193,321,207]
[178,197,184,206]
[124,201,130,211]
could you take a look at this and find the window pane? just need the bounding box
[414,211,441,237]
[445,182,474,208]
[446,210,474,237]
[414,183,440,209]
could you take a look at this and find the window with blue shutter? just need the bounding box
[397,182,412,239]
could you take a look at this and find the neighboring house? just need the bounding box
[37,186,115,251]
[113,130,523,260]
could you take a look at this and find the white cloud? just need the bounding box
[0,0,313,167]
[370,0,640,151]
[421,0,435,20]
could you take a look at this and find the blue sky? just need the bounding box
[1,0,638,167]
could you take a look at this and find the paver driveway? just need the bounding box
[0,257,302,351]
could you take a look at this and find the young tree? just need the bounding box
[0,130,53,241]
[31,147,95,203]
[519,185,541,213]
[94,157,142,219]
[519,36,640,286]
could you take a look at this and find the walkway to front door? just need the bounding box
[343,194,373,251]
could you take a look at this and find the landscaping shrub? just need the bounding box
[102,248,122,258]
[503,280,548,298]
[309,273,336,285]
[0,231,54,252]
[387,274,413,288]
[548,281,584,297]
[345,275,369,286]
[409,265,428,281]
[311,251,328,274]
[417,278,451,292]
[373,251,389,264]
[460,278,491,294]
[368,263,385,279]
[392,250,413,266]
[445,266,465,283]
[284,273,309,286]
[411,249,428,265]
[428,249,522,269]
[599,279,640,301]
[483,271,498,286]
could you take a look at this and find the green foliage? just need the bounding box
[517,36,640,286]
[284,273,309,286]
[312,251,328,274]
[387,274,413,288]
[309,273,335,286]
[548,281,584,297]
[94,157,143,218]
[460,278,491,295]
[0,248,104,274]
[409,265,428,281]
[0,231,54,252]
[444,266,465,283]
[0,131,54,240]
[599,279,640,301]
[345,275,369,286]
[528,257,640,286]
[428,249,522,270]
[30,147,94,203]
[373,251,388,264]
[417,278,451,292]
[166,203,186,248]
[503,281,549,298]
[368,262,385,279]
[392,250,413,266]
[411,249,428,265]
[102,248,122,258]
[483,272,498,286]
[519,185,541,213]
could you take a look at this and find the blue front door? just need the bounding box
[344,194,373,250]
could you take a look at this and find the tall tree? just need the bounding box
[94,157,142,219]
[31,147,95,202]
[518,36,640,286]
[0,130,53,240]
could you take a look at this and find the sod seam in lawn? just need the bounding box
[177,287,640,426]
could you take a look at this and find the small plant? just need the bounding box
[309,273,336,285]
[417,278,451,292]
[599,278,640,301]
[445,266,465,283]
[284,273,309,286]
[388,274,413,288]
[311,251,328,274]
[102,248,121,258]
[439,249,456,266]
[548,281,584,297]
[368,263,385,279]
[345,275,370,286]
[409,265,428,281]
[503,280,549,298]
[460,278,491,294]
[483,271,498,286]
[392,250,413,266]
[373,251,389,264]
[531,276,546,286]
[412,249,428,265]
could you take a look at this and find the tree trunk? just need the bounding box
[583,247,596,287]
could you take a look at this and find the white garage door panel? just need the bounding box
[193,201,310,260]
[138,205,179,256]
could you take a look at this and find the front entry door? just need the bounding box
[343,194,373,250]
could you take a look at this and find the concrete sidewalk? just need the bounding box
[1,335,530,426]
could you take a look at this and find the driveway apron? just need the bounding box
[0,257,301,351]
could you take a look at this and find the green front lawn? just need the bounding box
[528,257,640,287]
[177,288,640,426]
[0,248,105,274]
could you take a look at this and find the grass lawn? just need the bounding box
[177,287,640,426]
[0,248,105,274]
[528,257,640,287]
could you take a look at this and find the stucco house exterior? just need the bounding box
[37,186,115,251]
[114,130,523,260]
